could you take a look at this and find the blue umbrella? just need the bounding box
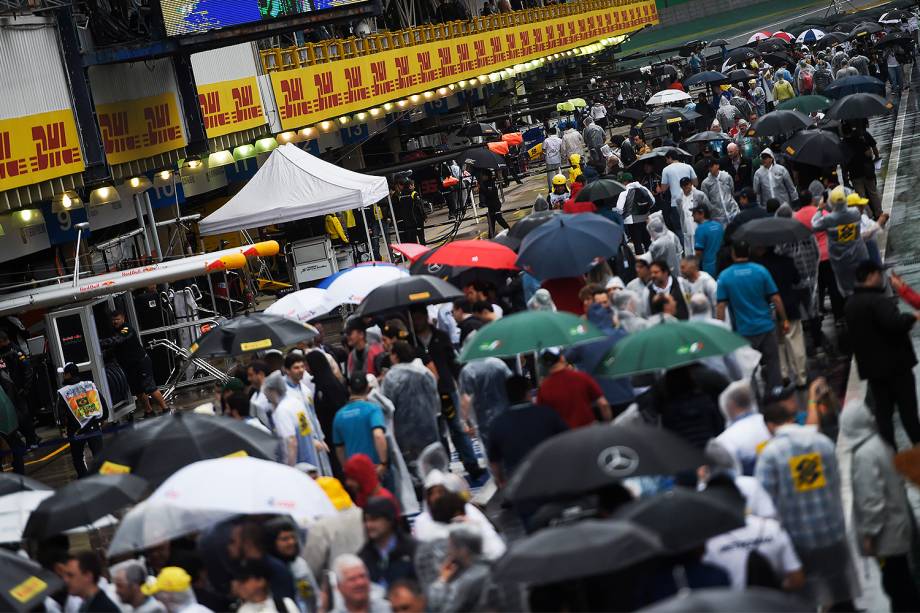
[683,70,727,87]
[823,75,886,99]
[515,212,623,280]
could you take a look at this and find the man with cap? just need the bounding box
[305,478,367,578]
[357,496,417,589]
[345,317,385,378]
[753,148,797,207]
[55,362,107,478]
[144,566,212,613]
[812,186,869,297]
[700,158,739,223]
[333,372,388,474]
[537,348,611,428]
[658,149,698,246]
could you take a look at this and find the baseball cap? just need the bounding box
[763,383,796,404]
[846,192,869,207]
[382,318,409,340]
[829,185,847,204]
[736,187,755,201]
[142,567,192,596]
[679,176,693,187]
[364,496,398,523]
[539,346,563,366]
[60,362,80,378]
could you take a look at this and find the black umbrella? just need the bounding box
[706,38,728,48]
[493,519,664,584]
[683,130,731,144]
[574,178,627,203]
[878,32,913,48]
[832,20,858,33]
[756,38,788,52]
[0,473,50,497]
[462,147,507,171]
[731,216,815,245]
[354,274,463,316]
[761,51,794,67]
[456,122,501,139]
[23,474,148,539]
[882,8,912,20]
[612,487,745,553]
[816,31,848,48]
[654,64,679,80]
[639,587,811,612]
[91,412,281,485]
[683,70,727,87]
[746,110,812,137]
[825,93,894,120]
[781,129,845,167]
[613,108,647,123]
[724,68,756,83]
[505,424,707,503]
[822,75,886,98]
[509,210,560,244]
[190,313,318,357]
[0,548,63,612]
[851,21,884,38]
[725,47,760,65]
[516,213,623,280]
[638,108,700,129]
[678,40,704,57]
[629,147,693,175]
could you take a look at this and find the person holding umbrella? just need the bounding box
[843,121,882,219]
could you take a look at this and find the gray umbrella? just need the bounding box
[639,587,810,612]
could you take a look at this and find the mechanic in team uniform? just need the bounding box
[99,310,167,417]
[0,330,38,447]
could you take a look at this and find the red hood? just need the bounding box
[344,453,379,506]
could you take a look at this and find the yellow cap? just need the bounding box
[569,153,581,165]
[720,84,730,91]
[552,174,567,186]
[316,476,353,511]
[846,192,869,206]
[829,186,847,204]
[141,567,191,596]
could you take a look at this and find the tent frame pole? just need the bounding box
[359,206,374,262]
[387,193,402,244]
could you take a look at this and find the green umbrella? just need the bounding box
[596,321,749,377]
[556,101,575,112]
[458,311,606,362]
[775,95,832,114]
[569,97,588,108]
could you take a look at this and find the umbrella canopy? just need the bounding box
[746,109,812,136]
[92,412,281,484]
[639,587,810,612]
[516,213,624,280]
[731,216,815,245]
[409,245,510,287]
[556,101,575,112]
[653,65,679,80]
[390,242,430,261]
[825,93,894,120]
[724,68,756,83]
[775,94,832,113]
[505,424,708,503]
[637,107,700,129]
[0,474,50,497]
[574,178,627,204]
[683,131,731,144]
[0,491,52,544]
[629,147,694,175]
[850,21,883,38]
[781,129,845,167]
[725,47,760,65]
[747,31,771,43]
[569,97,587,108]
[683,71,727,87]
[822,75,886,98]
[461,147,507,170]
[612,108,647,123]
[422,239,518,270]
[761,51,794,67]
[0,548,64,612]
[148,457,337,523]
[493,519,664,585]
[816,31,849,48]
[458,311,606,362]
[772,30,793,42]
[597,321,749,377]
[646,89,691,106]
[796,28,825,43]
[190,313,318,357]
[508,210,560,244]
[613,487,745,553]
[319,262,409,305]
[109,499,238,557]
[880,9,912,23]
[23,474,148,539]
[354,275,463,316]
[756,38,788,53]
[706,38,728,48]
[263,288,332,323]
[456,122,501,138]
[878,32,913,48]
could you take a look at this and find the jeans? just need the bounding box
[889,64,902,91]
[441,391,482,477]
[69,428,104,478]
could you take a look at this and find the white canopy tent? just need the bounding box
[198,143,391,236]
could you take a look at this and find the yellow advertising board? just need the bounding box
[0,109,85,192]
[197,76,267,138]
[96,93,186,165]
[270,0,658,130]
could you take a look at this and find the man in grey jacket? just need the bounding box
[582,116,606,164]
[840,400,920,612]
[699,158,739,223]
[753,148,797,206]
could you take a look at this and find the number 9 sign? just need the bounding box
[56,211,72,232]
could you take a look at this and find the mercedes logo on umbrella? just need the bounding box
[597,446,640,477]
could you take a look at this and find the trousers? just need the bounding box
[867,371,920,448]
[746,330,782,392]
[880,554,920,612]
[779,319,808,387]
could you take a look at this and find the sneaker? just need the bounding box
[466,470,491,489]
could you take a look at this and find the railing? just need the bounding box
[260,0,618,73]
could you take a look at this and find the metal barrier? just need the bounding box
[259,0,618,73]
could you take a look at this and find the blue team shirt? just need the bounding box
[716,261,778,337]
[332,400,386,463]
[694,220,724,277]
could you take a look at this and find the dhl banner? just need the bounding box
[270,0,657,130]
[197,76,267,138]
[0,109,85,192]
[96,93,186,165]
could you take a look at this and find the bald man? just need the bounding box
[719,142,753,190]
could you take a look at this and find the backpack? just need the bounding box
[624,186,654,218]
[800,71,813,92]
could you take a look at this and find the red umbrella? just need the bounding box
[390,242,430,261]
[747,31,771,43]
[423,239,518,270]
[772,31,793,42]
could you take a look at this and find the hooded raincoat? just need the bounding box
[380,360,442,460]
[647,213,684,274]
[811,195,868,296]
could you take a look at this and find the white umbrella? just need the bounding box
[747,31,771,43]
[320,263,409,306]
[264,287,332,322]
[0,491,52,543]
[108,500,238,557]
[879,12,900,24]
[150,457,336,523]
[646,89,691,107]
[796,28,825,43]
